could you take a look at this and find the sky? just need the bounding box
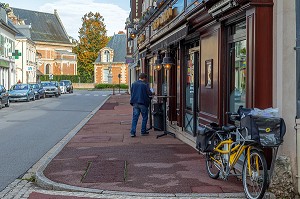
[4,0,130,39]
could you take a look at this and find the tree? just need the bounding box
[73,12,109,82]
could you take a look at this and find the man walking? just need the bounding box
[130,73,152,137]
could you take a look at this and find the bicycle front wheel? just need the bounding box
[205,152,220,179]
[242,149,268,199]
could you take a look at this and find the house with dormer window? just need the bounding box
[8,8,77,80]
[94,33,128,84]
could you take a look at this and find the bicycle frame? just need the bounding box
[210,129,259,179]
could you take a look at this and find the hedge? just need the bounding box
[95,83,128,89]
[40,75,93,83]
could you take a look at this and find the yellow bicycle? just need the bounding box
[198,108,286,199]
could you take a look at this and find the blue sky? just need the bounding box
[4,0,130,39]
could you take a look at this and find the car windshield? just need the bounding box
[62,81,70,86]
[59,82,64,86]
[30,84,39,89]
[13,84,28,90]
[41,82,55,87]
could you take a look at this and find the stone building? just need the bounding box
[9,8,77,79]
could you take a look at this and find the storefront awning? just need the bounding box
[0,60,9,68]
[150,25,188,52]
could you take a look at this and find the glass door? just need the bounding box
[185,47,199,135]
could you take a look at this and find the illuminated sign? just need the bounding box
[138,34,146,45]
[152,7,173,31]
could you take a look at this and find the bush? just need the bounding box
[95,84,128,89]
[40,75,80,83]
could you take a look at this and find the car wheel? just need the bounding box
[5,99,9,107]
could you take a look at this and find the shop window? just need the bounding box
[228,21,247,112]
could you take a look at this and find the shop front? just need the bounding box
[134,0,273,146]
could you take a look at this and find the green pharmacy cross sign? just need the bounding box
[12,50,21,59]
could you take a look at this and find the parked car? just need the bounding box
[60,80,73,93]
[0,85,9,108]
[9,83,35,102]
[59,81,67,94]
[41,81,61,97]
[30,83,46,100]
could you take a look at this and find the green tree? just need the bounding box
[73,12,108,82]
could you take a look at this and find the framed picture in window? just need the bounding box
[205,59,213,88]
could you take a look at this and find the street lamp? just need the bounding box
[162,50,174,70]
[154,54,162,71]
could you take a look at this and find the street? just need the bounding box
[0,90,111,191]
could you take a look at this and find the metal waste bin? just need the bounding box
[152,103,164,131]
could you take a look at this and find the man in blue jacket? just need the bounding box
[130,73,152,137]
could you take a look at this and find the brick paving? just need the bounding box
[0,93,275,199]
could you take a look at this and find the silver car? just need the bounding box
[41,81,61,97]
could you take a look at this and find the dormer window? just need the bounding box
[104,50,110,62]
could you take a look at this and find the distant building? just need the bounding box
[94,33,128,84]
[9,8,77,80]
[0,6,17,88]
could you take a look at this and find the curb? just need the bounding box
[33,94,276,198]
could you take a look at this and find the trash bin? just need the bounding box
[152,103,164,131]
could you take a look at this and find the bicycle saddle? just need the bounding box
[222,125,236,132]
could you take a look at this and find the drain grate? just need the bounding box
[81,160,126,183]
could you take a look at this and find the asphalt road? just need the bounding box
[0,90,113,191]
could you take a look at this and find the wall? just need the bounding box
[273,0,297,193]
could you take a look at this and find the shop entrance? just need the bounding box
[184,46,199,136]
[228,21,247,113]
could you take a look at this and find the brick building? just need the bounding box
[94,33,128,84]
[10,8,77,78]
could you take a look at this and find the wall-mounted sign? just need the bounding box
[125,57,134,63]
[138,34,146,45]
[26,66,34,71]
[152,7,173,31]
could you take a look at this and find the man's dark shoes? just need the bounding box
[130,134,136,137]
[141,131,149,136]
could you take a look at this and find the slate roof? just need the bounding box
[11,8,71,44]
[95,34,126,63]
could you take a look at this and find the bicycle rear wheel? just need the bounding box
[205,152,220,179]
[242,149,268,199]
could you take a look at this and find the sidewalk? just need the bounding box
[30,94,248,198]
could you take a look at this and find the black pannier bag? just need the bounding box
[196,126,215,152]
[240,115,286,147]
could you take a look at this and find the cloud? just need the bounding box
[38,0,129,39]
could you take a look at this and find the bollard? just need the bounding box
[113,85,115,95]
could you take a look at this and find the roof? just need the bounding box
[11,8,71,44]
[107,34,126,62]
[8,20,33,42]
[95,34,126,63]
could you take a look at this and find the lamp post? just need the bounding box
[108,63,113,84]
[161,50,174,95]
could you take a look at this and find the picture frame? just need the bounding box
[205,59,213,88]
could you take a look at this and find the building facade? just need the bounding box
[0,7,17,89]
[127,0,300,196]
[94,33,128,85]
[9,8,77,81]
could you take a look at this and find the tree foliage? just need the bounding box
[73,12,109,82]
